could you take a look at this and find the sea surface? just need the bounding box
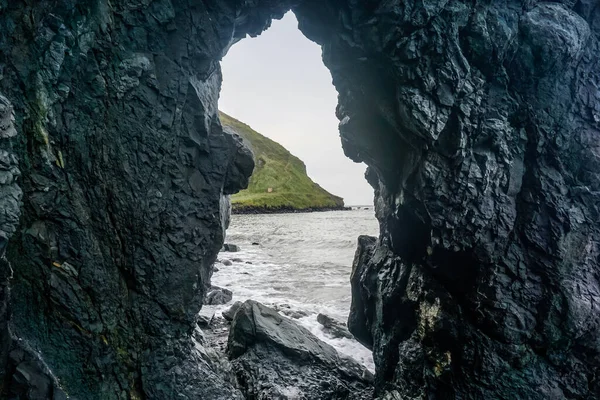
[210,208,379,371]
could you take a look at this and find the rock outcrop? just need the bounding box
[293,2,600,399]
[227,300,373,400]
[0,1,598,399]
[0,1,269,398]
[0,95,20,392]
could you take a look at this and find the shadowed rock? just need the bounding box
[295,2,600,398]
[0,2,260,396]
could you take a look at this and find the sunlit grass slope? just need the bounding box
[220,112,345,211]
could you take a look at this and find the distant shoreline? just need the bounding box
[232,205,353,215]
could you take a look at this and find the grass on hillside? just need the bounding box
[220,111,344,211]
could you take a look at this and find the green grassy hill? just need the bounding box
[220,112,345,212]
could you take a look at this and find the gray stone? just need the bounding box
[205,286,233,306]
[227,300,373,399]
[222,301,243,322]
[317,313,354,340]
[222,243,240,252]
[198,308,216,328]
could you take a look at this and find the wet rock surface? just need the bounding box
[0,1,268,398]
[227,300,374,400]
[0,95,19,394]
[0,0,598,399]
[317,313,354,340]
[222,243,241,252]
[293,1,600,398]
[222,301,243,322]
[205,286,234,306]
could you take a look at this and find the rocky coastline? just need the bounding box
[198,299,373,400]
[199,243,375,399]
[232,205,352,215]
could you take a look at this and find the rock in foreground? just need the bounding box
[227,300,373,400]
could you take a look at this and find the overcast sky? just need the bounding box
[219,12,374,206]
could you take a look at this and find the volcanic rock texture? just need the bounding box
[320,2,600,399]
[0,0,599,399]
[0,1,262,398]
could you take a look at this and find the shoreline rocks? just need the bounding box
[227,300,373,400]
[222,301,243,322]
[205,286,234,306]
[317,313,354,340]
[222,244,240,252]
[232,205,352,215]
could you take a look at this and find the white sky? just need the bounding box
[219,12,374,206]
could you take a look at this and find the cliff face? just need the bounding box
[220,112,345,212]
[0,1,598,399]
[0,1,270,398]
[293,1,600,398]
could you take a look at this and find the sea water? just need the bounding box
[210,208,379,372]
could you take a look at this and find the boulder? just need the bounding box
[317,313,354,340]
[205,286,233,306]
[275,303,309,319]
[227,300,373,399]
[198,308,216,327]
[222,259,233,266]
[222,301,243,322]
[222,244,240,252]
[282,310,308,319]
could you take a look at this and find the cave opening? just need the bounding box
[207,11,378,371]
[1,1,598,398]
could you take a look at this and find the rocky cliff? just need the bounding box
[0,1,598,399]
[0,1,263,398]
[220,111,346,213]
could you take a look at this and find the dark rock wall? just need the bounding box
[293,1,600,398]
[0,1,283,398]
[0,0,598,399]
[0,96,22,393]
